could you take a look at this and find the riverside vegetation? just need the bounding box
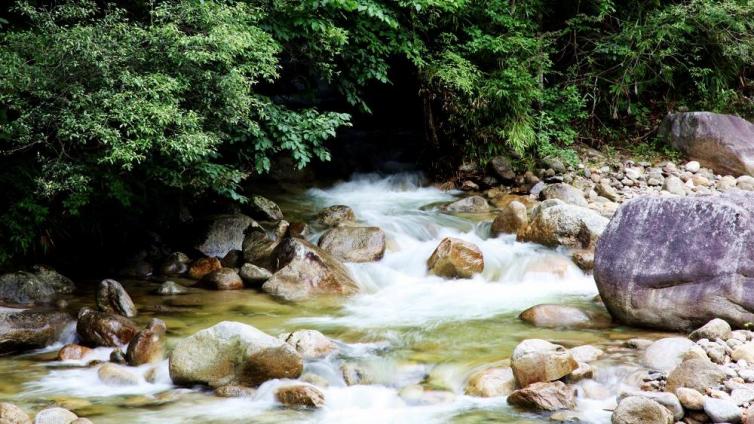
[3,1,754,424]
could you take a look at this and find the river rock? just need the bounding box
[570,345,604,363]
[169,321,303,387]
[126,318,166,366]
[511,339,578,387]
[187,257,222,280]
[690,319,732,341]
[662,175,686,195]
[732,343,754,362]
[519,304,608,329]
[276,384,325,408]
[595,191,754,330]
[159,252,190,276]
[490,201,528,236]
[247,195,283,221]
[76,307,137,347]
[214,385,257,398]
[96,279,137,318]
[506,381,576,411]
[660,112,754,176]
[676,387,705,410]
[0,268,74,306]
[315,205,356,227]
[262,237,359,301]
[279,329,336,360]
[33,408,78,424]
[442,196,491,213]
[540,183,588,207]
[666,358,726,393]
[0,402,30,424]
[488,156,516,182]
[201,268,243,290]
[519,201,608,249]
[155,281,187,295]
[195,214,257,258]
[619,391,684,421]
[571,250,595,271]
[704,397,742,423]
[241,227,279,270]
[238,263,272,285]
[57,344,92,361]
[318,226,386,263]
[426,237,484,279]
[0,310,72,355]
[643,337,701,371]
[465,367,516,397]
[97,363,140,386]
[612,396,673,424]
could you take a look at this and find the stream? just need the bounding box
[0,173,668,423]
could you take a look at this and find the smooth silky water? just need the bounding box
[0,173,668,423]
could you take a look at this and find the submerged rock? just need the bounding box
[169,321,303,388]
[0,267,74,306]
[519,304,610,329]
[76,307,137,347]
[126,318,166,366]
[506,381,576,411]
[426,237,484,279]
[318,226,386,263]
[262,238,359,301]
[276,384,325,408]
[315,205,356,227]
[154,281,187,296]
[442,196,491,213]
[594,191,754,330]
[519,201,608,249]
[0,402,30,424]
[96,279,137,318]
[660,111,754,176]
[464,367,516,397]
[195,214,257,259]
[33,407,78,424]
[0,310,72,355]
[214,385,257,398]
[511,339,577,387]
[98,363,140,386]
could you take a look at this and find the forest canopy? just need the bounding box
[1,0,753,264]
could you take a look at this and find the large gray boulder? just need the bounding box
[540,183,588,207]
[262,238,359,301]
[318,226,386,263]
[169,321,303,388]
[0,310,72,355]
[660,112,754,176]
[0,267,74,306]
[595,191,754,331]
[518,201,608,249]
[195,214,257,258]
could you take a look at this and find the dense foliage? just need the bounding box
[1,0,753,264]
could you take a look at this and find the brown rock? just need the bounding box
[214,385,257,398]
[491,201,528,236]
[57,344,93,361]
[96,279,137,318]
[201,268,243,290]
[465,367,516,397]
[427,237,484,279]
[506,381,576,411]
[665,358,726,393]
[276,384,325,408]
[76,307,138,347]
[519,304,610,329]
[315,205,356,227]
[318,226,386,263]
[188,257,222,280]
[511,339,577,387]
[126,318,166,366]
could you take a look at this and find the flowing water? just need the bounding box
[0,173,667,423]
